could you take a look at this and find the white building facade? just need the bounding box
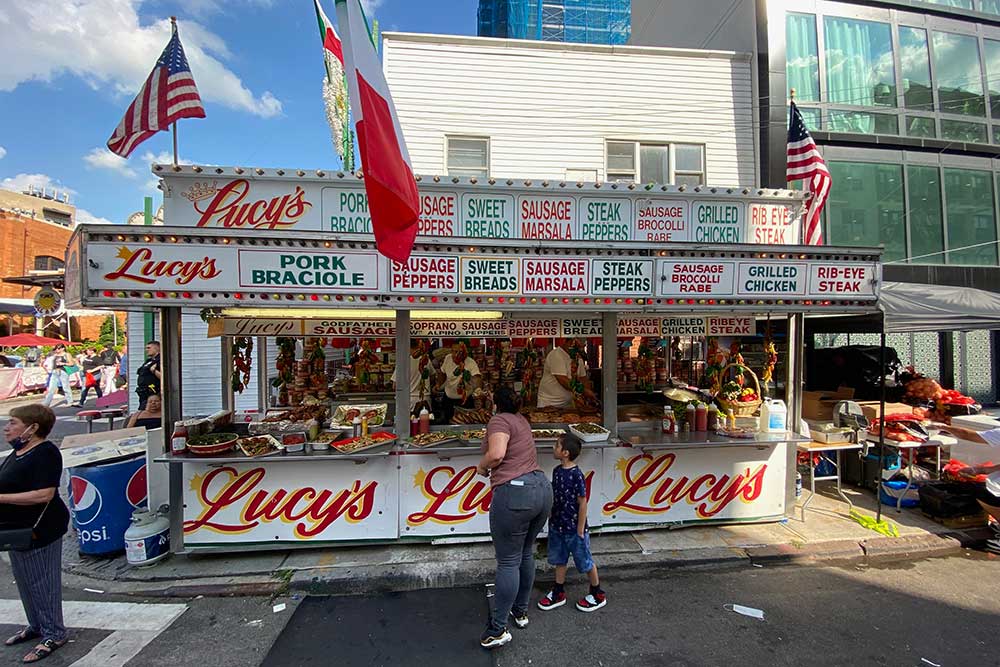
[383,32,758,188]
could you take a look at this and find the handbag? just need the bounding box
[85,371,96,388]
[0,456,52,552]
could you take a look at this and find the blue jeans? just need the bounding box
[42,370,73,407]
[488,470,552,632]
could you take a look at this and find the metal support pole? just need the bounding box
[876,319,887,524]
[161,307,185,553]
[602,312,617,434]
[221,336,234,412]
[785,313,804,516]
[395,310,411,427]
[257,336,269,410]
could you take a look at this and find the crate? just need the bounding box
[918,482,983,519]
[921,510,988,529]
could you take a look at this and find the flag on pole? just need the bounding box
[335,0,419,263]
[786,102,830,246]
[314,0,352,166]
[107,18,205,158]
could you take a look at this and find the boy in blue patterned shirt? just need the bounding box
[538,434,607,612]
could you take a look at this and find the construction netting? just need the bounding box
[478,0,631,45]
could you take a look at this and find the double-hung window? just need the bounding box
[446,136,489,179]
[605,141,705,185]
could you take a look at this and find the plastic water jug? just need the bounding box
[759,399,787,433]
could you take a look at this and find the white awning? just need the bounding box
[881,281,1000,333]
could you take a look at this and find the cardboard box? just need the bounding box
[801,387,855,421]
[857,401,913,421]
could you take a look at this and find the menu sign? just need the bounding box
[417,193,457,237]
[460,257,519,294]
[618,316,663,336]
[518,195,575,240]
[306,320,396,336]
[660,317,705,336]
[411,320,509,337]
[591,259,653,295]
[807,265,874,296]
[508,318,560,338]
[238,249,380,292]
[522,258,589,294]
[737,263,807,297]
[561,317,603,337]
[580,197,631,241]
[706,316,754,336]
[322,188,371,234]
[460,193,514,239]
[634,199,688,242]
[748,203,799,245]
[693,202,743,244]
[390,255,458,293]
[657,260,736,297]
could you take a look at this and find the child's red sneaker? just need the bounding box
[537,590,566,610]
[575,592,607,612]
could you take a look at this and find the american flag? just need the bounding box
[786,102,830,246]
[106,20,205,158]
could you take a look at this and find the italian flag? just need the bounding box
[313,0,343,65]
[335,0,419,263]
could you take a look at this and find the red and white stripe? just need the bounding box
[107,68,205,158]
[787,137,830,246]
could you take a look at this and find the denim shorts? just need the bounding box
[546,529,594,573]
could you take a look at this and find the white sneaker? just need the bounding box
[509,610,529,628]
[480,628,512,649]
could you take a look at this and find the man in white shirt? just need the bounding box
[537,338,596,409]
[392,339,431,417]
[436,340,481,422]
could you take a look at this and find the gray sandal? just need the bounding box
[4,628,39,647]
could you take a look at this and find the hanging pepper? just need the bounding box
[231,336,254,394]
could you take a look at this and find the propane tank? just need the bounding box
[124,505,170,567]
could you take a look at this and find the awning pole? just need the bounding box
[602,312,617,435]
[161,307,185,554]
[395,310,411,428]
[876,313,887,524]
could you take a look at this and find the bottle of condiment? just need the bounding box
[170,421,187,456]
[695,402,708,432]
[361,415,369,437]
[352,416,361,438]
[727,409,736,431]
[662,407,672,434]
[410,415,419,437]
[419,407,431,434]
[707,406,719,431]
[685,403,696,431]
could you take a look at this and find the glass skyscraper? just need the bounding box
[478,0,630,45]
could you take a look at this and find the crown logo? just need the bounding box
[182,180,218,203]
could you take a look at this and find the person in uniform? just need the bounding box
[537,338,596,409]
[135,341,161,411]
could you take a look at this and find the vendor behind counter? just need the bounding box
[537,338,596,409]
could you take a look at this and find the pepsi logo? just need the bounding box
[126,465,148,509]
[69,476,103,526]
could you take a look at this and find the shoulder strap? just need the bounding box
[32,498,52,530]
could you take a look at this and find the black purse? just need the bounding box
[0,456,52,552]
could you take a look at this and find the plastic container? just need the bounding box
[759,399,787,433]
[695,403,708,432]
[170,421,187,455]
[685,403,696,430]
[661,407,673,434]
[410,416,419,437]
[879,480,921,508]
[419,408,431,434]
[124,507,170,566]
[67,454,147,556]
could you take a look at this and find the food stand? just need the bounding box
[63,166,881,553]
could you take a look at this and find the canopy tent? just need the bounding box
[880,281,1000,333]
[0,298,37,316]
[0,333,73,347]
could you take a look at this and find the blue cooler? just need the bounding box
[67,454,148,556]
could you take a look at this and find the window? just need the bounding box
[941,119,988,143]
[984,39,1000,119]
[899,28,934,111]
[605,141,704,185]
[984,0,1000,14]
[944,169,997,265]
[827,110,898,135]
[33,256,63,271]
[923,0,973,7]
[906,117,937,138]
[786,13,819,103]
[827,162,906,261]
[906,166,945,264]
[797,107,821,130]
[932,32,985,117]
[446,136,489,179]
[823,17,896,108]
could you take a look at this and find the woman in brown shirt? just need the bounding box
[476,386,552,649]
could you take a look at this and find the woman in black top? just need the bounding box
[125,394,163,430]
[1,404,70,663]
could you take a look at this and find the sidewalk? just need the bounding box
[60,486,993,599]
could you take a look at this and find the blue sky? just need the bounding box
[0,0,478,225]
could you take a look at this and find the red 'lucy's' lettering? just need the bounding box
[603,454,766,518]
[194,179,311,229]
[183,466,377,538]
[104,247,221,286]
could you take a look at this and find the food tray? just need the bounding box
[716,428,758,440]
[408,431,464,449]
[811,428,853,444]
[331,404,388,427]
[531,428,566,442]
[330,431,397,454]
[186,432,238,456]
[568,423,610,443]
[461,429,486,441]
[236,434,281,458]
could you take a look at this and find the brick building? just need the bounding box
[0,187,120,341]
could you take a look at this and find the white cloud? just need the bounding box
[0,0,282,118]
[76,208,115,225]
[362,0,384,13]
[0,173,77,196]
[0,146,6,160]
[176,0,275,18]
[83,147,137,178]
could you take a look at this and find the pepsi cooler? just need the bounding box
[67,455,148,556]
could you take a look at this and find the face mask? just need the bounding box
[9,426,36,451]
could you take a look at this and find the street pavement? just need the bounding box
[0,393,105,449]
[0,551,996,665]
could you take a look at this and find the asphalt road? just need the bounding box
[0,393,105,449]
[262,554,1000,667]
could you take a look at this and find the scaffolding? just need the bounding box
[478,0,631,46]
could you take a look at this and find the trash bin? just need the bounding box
[67,454,148,556]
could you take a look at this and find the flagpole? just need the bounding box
[171,16,179,167]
